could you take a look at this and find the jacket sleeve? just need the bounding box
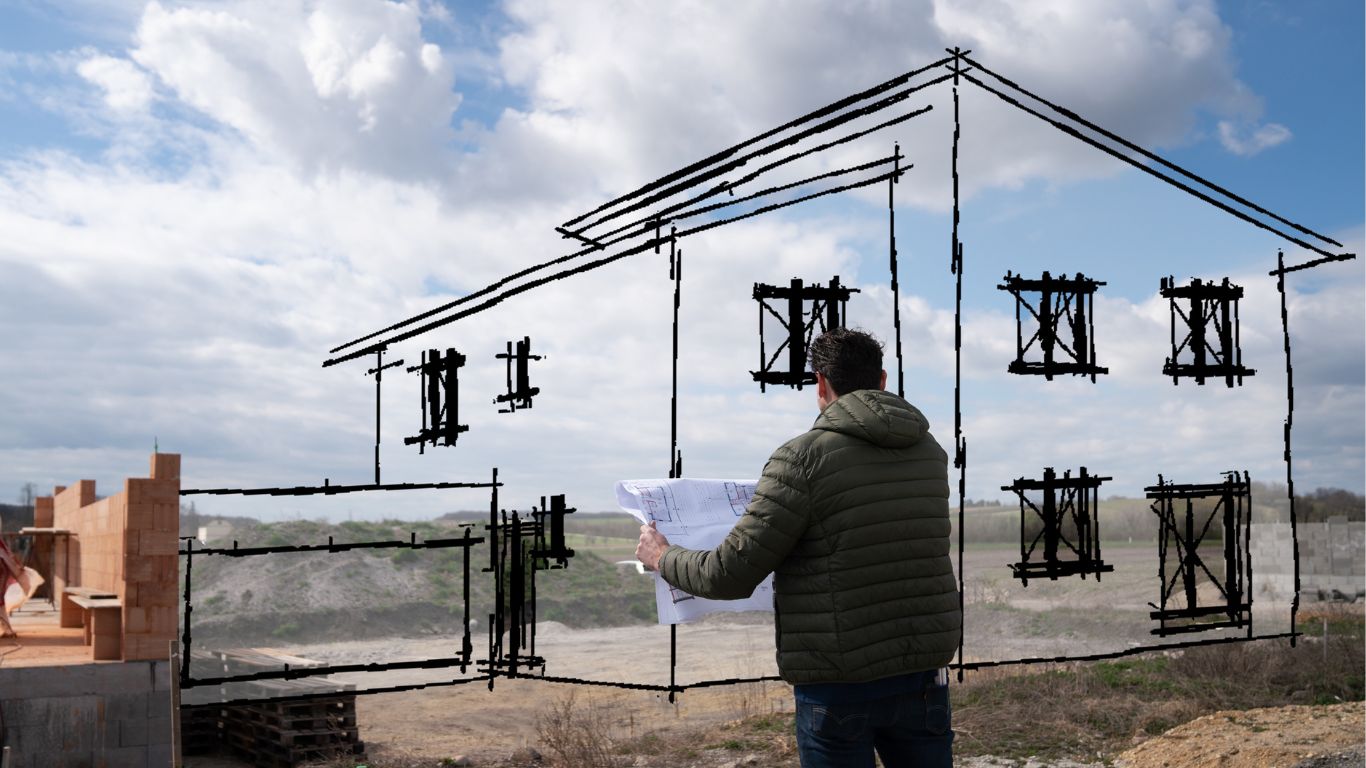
[657,444,810,600]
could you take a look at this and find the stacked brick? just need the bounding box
[42,452,181,661]
[1250,518,1366,603]
[33,495,54,527]
[123,452,182,661]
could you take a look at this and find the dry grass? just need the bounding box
[292,604,1364,767]
[951,605,1364,760]
[535,690,620,767]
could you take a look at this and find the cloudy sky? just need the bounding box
[0,0,1361,522]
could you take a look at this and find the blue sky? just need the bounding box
[0,0,1360,521]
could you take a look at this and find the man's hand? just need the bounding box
[635,521,670,572]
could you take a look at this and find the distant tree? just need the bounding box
[17,482,36,508]
[1297,488,1365,523]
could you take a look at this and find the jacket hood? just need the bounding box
[813,389,929,449]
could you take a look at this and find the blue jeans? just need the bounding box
[794,669,953,768]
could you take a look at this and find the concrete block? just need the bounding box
[105,692,150,721]
[147,741,174,767]
[2,697,103,751]
[96,744,149,768]
[99,662,157,694]
[147,714,172,744]
[150,660,176,694]
[119,716,149,747]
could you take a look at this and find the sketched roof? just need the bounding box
[323,49,1355,368]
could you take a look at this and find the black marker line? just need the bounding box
[960,72,1339,261]
[569,82,942,237]
[949,54,967,682]
[183,655,480,688]
[179,536,195,689]
[560,56,956,229]
[1269,251,1357,276]
[630,154,907,238]
[325,89,941,362]
[960,52,1343,249]
[323,169,901,367]
[584,103,933,245]
[1276,250,1301,645]
[889,142,905,398]
[180,535,483,558]
[179,675,493,710]
[180,480,498,496]
[957,632,1300,670]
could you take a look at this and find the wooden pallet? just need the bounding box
[184,648,365,767]
[180,704,224,756]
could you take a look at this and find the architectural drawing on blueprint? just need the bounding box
[724,482,753,516]
[637,483,679,524]
[616,478,774,623]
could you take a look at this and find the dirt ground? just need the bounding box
[1114,702,1364,768]
[182,546,1357,766]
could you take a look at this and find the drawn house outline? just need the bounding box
[181,49,1355,707]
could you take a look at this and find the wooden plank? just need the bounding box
[63,586,116,598]
[69,596,122,609]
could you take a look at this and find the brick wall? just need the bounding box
[123,453,181,661]
[53,480,124,597]
[46,453,181,661]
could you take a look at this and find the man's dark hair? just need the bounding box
[809,327,884,396]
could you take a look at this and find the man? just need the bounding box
[636,327,960,767]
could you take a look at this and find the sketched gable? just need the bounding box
[228,48,1356,694]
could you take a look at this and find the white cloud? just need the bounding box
[128,0,460,177]
[487,0,1260,212]
[76,54,155,113]
[1217,119,1292,156]
[0,2,1359,518]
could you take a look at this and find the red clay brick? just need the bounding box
[125,607,147,634]
[150,453,181,481]
[152,503,178,531]
[138,531,178,557]
[126,501,154,529]
[124,555,154,582]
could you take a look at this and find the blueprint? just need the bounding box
[615,478,775,624]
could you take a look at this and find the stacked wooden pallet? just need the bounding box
[180,648,366,768]
[220,680,366,768]
[179,703,222,756]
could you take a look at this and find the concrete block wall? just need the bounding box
[0,659,175,768]
[44,453,181,662]
[1251,519,1366,603]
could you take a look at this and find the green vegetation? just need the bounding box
[270,621,299,638]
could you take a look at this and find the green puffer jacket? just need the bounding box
[658,388,961,684]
